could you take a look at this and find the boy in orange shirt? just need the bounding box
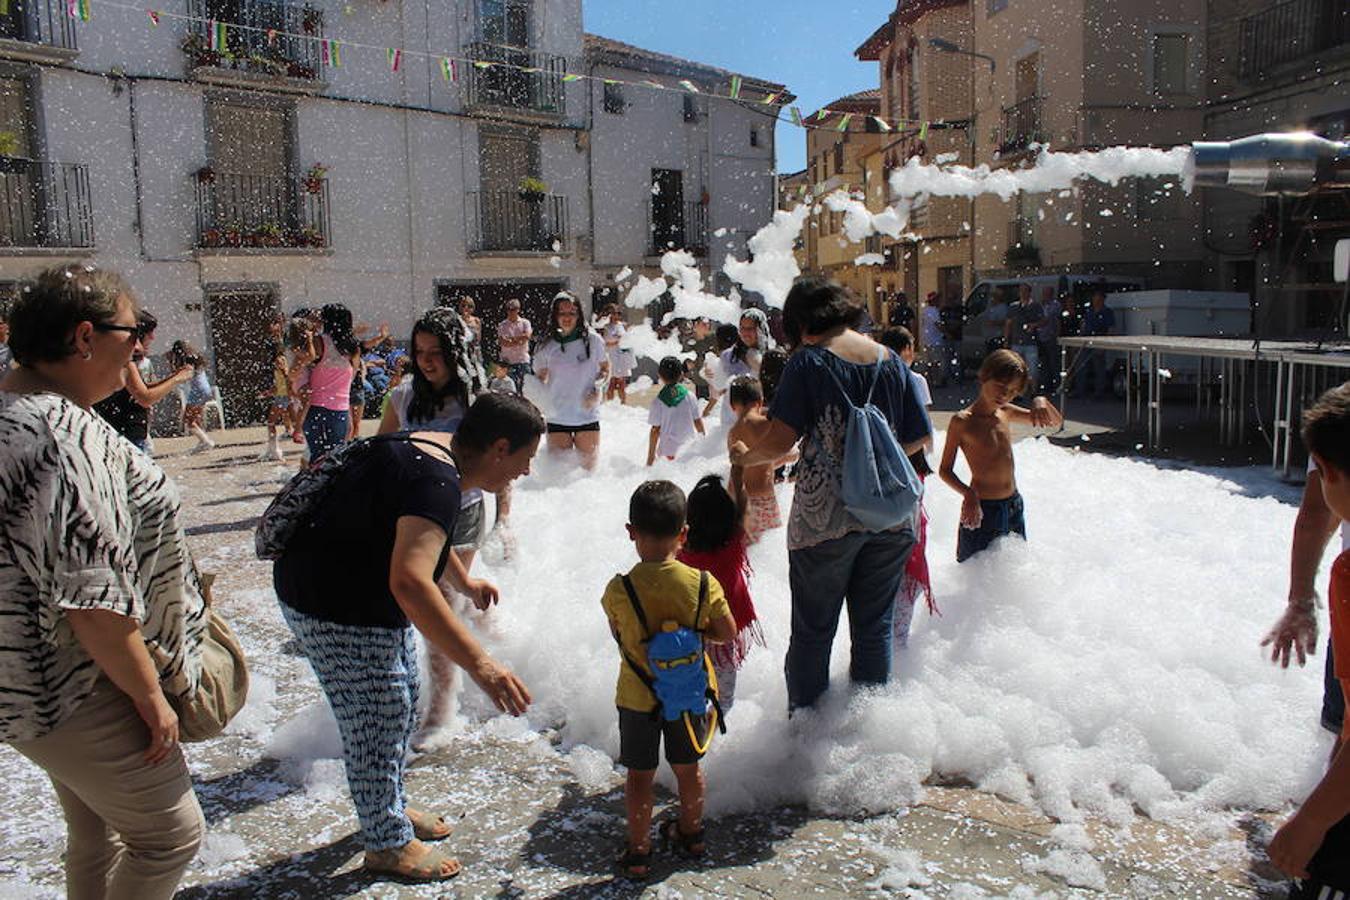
[1270,383,1350,896]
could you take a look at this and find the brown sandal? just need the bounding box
[364,841,461,882]
[406,807,453,841]
[660,818,705,857]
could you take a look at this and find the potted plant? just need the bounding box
[298,225,324,247]
[1003,242,1041,269]
[303,164,327,194]
[0,131,26,174]
[195,165,216,184]
[222,223,242,247]
[257,222,285,247]
[517,176,549,202]
[200,227,222,247]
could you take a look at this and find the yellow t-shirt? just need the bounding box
[602,559,730,713]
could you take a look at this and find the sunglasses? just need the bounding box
[94,322,152,341]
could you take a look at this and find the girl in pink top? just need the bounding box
[301,303,358,460]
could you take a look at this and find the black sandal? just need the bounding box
[617,846,652,880]
[660,818,706,858]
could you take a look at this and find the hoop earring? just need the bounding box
[81,351,92,361]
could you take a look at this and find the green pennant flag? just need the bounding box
[873,116,891,132]
[918,121,929,140]
[679,79,699,93]
[815,108,829,121]
[836,114,852,132]
[729,75,741,99]
[789,106,803,126]
[762,91,780,105]
[562,73,582,82]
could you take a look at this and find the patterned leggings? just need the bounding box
[280,604,419,851]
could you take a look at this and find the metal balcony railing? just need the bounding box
[0,160,93,249]
[998,96,1044,155]
[647,199,708,256]
[1239,0,1349,79]
[184,0,323,80]
[466,190,567,253]
[464,42,566,116]
[194,171,330,249]
[0,0,77,51]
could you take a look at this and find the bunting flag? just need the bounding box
[0,0,10,15]
[439,57,456,81]
[145,7,158,25]
[836,114,852,132]
[678,79,699,93]
[729,75,741,99]
[386,47,401,72]
[918,121,929,140]
[321,38,340,66]
[815,108,829,121]
[761,91,780,105]
[266,27,276,45]
[208,19,225,49]
[873,115,891,132]
[789,106,803,126]
[67,0,89,20]
[561,73,582,82]
[473,60,492,69]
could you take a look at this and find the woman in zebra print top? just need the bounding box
[0,265,207,899]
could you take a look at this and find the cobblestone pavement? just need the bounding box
[0,419,1286,899]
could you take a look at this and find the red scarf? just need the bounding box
[677,532,764,669]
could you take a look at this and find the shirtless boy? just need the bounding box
[939,349,1062,562]
[726,375,793,543]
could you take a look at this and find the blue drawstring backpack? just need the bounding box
[615,571,725,751]
[816,345,922,532]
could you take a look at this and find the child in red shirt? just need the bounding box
[1270,383,1350,896]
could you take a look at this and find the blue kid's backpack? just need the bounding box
[616,571,726,749]
[816,345,922,532]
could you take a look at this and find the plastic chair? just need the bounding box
[202,387,225,431]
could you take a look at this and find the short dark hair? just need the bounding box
[658,355,683,383]
[453,392,546,454]
[7,264,135,366]
[728,375,763,408]
[137,308,158,335]
[1303,384,1350,477]
[979,348,1028,389]
[629,480,686,537]
[714,323,739,352]
[782,275,862,347]
[879,326,914,355]
[759,348,788,403]
[685,474,739,552]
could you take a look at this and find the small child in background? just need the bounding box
[879,326,936,644]
[939,349,1062,563]
[168,340,216,453]
[603,480,736,879]
[701,323,740,420]
[603,305,634,403]
[677,474,763,711]
[725,376,792,543]
[647,355,705,466]
[285,314,317,444]
[258,345,291,461]
[487,360,518,394]
[1268,383,1350,898]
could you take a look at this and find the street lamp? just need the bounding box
[928,37,996,73]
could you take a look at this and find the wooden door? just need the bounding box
[206,288,278,425]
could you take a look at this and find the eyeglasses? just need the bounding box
[94,322,150,341]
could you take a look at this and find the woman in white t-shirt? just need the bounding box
[532,292,609,470]
[717,309,774,425]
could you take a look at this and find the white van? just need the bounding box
[956,274,1147,370]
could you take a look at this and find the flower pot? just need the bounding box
[518,190,545,203]
[0,156,30,175]
[304,178,324,194]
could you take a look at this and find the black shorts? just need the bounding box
[618,707,710,770]
[546,421,600,435]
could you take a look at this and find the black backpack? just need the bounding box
[254,434,449,560]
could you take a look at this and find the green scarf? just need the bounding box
[658,383,689,408]
[556,326,582,347]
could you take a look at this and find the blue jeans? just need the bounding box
[303,406,349,461]
[507,362,532,392]
[1324,640,1345,735]
[956,492,1026,563]
[786,528,915,710]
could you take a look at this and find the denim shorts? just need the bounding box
[1323,640,1345,736]
[617,707,709,770]
[956,492,1026,563]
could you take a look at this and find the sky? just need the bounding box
[584,0,896,174]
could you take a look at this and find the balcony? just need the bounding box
[0,0,77,62]
[466,190,567,255]
[1004,218,1040,269]
[193,171,330,253]
[0,160,93,251]
[647,199,708,257]
[998,96,1045,156]
[183,0,324,92]
[463,42,566,119]
[1239,0,1349,80]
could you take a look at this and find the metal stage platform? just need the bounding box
[1057,335,1350,474]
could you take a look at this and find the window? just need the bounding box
[833,142,844,174]
[603,81,624,115]
[682,95,698,122]
[479,0,529,47]
[987,0,1008,15]
[749,127,759,147]
[1152,31,1191,94]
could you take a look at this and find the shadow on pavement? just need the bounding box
[185,517,260,537]
[177,832,371,899]
[193,758,304,826]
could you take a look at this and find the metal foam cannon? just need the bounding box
[1186,132,1350,196]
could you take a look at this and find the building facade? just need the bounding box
[0,0,785,422]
